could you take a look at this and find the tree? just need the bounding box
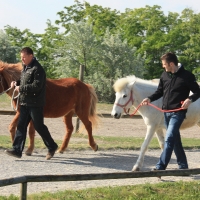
[0,30,17,63]
[55,0,120,37]
[55,21,98,78]
[37,20,64,78]
[4,25,40,61]
[118,5,168,79]
[179,9,200,74]
[86,29,144,102]
[55,0,86,33]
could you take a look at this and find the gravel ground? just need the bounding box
[1,115,200,196]
[1,149,200,197]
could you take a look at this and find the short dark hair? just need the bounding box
[161,52,178,66]
[21,47,34,55]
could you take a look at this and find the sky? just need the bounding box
[0,0,199,34]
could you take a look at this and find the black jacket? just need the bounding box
[16,58,46,107]
[148,65,200,111]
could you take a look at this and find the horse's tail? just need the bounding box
[87,84,100,129]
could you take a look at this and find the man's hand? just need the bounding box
[141,98,150,105]
[10,81,16,88]
[181,99,192,109]
[10,81,19,92]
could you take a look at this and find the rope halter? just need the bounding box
[114,90,134,114]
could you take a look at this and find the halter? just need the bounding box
[115,90,134,114]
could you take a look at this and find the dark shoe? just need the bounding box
[151,168,161,179]
[5,149,21,158]
[46,145,58,160]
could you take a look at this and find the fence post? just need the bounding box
[74,65,85,133]
[20,182,27,200]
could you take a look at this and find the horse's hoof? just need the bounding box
[132,166,140,171]
[25,151,32,156]
[56,149,64,154]
[94,144,98,152]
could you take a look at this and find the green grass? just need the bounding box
[0,94,11,110]
[1,181,200,200]
[1,134,200,150]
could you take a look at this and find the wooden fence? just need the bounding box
[0,110,142,118]
[0,168,200,200]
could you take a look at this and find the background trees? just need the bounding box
[1,1,200,102]
[0,30,17,63]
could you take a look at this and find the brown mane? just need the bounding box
[0,61,22,84]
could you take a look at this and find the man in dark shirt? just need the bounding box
[141,52,200,174]
[5,47,58,160]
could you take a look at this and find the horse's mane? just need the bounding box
[113,75,158,92]
[0,61,22,83]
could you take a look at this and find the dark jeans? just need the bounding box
[156,111,188,170]
[13,105,57,155]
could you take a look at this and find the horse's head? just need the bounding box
[111,77,135,119]
[0,62,22,96]
[0,67,8,94]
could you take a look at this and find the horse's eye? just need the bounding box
[123,94,127,98]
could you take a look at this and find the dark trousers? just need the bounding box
[13,105,57,155]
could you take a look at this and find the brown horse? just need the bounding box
[0,61,99,155]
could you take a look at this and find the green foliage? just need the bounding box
[0,30,17,63]
[4,25,39,61]
[55,0,86,33]
[36,20,64,78]
[54,21,98,78]
[55,0,120,37]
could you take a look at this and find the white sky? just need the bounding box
[0,0,199,34]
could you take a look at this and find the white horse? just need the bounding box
[111,75,200,171]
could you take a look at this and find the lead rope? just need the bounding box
[11,88,20,111]
[128,103,184,117]
[0,86,12,95]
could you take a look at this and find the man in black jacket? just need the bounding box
[141,52,200,173]
[5,47,58,160]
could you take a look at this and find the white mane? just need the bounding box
[113,75,158,92]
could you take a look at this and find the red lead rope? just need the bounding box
[128,103,184,117]
[114,91,184,117]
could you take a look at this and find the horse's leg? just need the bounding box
[57,111,74,153]
[8,112,20,142]
[132,125,156,171]
[155,128,165,150]
[77,113,98,152]
[196,121,200,127]
[25,121,35,156]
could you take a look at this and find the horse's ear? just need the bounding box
[127,81,135,89]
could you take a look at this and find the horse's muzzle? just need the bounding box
[113,113,121,119]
